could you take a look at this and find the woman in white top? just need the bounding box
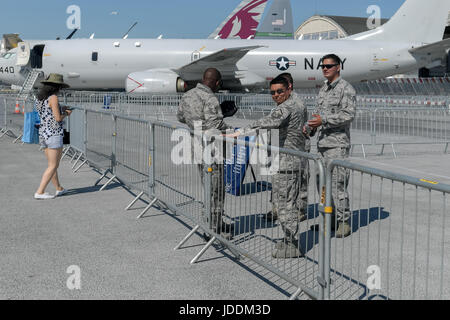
[34,74,72,200]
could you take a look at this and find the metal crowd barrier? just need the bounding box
[349,107,450,157]
[64,107,450,300]
[0,97,35,143]
[67,107,85,154]
[5,100,448,300]
[151,126,327,299]
[323,160,450,300]
[353,77,450,96]
[65,105,330,300]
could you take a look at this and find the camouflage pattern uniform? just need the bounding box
[240,95,308,241]
[291,92,311,153]
[291,92,310,215]
[313,77,356,223]
[177,83,232,232]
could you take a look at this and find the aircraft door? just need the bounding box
[16,42,30,66]
[30,45,45,68]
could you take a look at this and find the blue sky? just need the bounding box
[0,0,405,39]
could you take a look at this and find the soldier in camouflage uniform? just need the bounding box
[177,68,234,239]
[228,76,308,258]
[307,54,356,238]
[279,73,310,222]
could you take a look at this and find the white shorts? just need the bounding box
[40,135,64,149]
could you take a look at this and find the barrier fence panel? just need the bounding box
[115,116,151,194]
[1,97,25,139]
[147,123,328,299]
[209,134,327,299]
[62,100,450,300]
[85,110,114,172]
[68,107,86,153]
[323,160,450,300]
[151,123,205,224]
[371,108,450,142]
[0,98,6,132]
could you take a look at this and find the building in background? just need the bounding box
[295,13,450,78]
[295,15,388,40]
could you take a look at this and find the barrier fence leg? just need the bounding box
[190,162,216,264]
[99,175,117,191]
[94,169,111,186]
[0,129,12,138]
[380,144,385,156]
[323,163,334,300]
[61,146,72,160]
[289,288,304,300]
[71,152,83,170]
[70,150,79,163]
[391,143,397,158]
[73,159,88,173]
[225,245,242,261]
[13,133,23,144]
[190,236,217,264]
[174,225,200,250]
[136,197,158,219]
[125,191,144,211]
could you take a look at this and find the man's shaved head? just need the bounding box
[202,68,222,92]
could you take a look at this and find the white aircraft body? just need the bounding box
[0,0,448,94]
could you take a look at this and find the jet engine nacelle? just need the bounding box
[126,69,186,94]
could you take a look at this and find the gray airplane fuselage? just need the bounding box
[0,38,421,91]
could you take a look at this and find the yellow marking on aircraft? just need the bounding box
[420,179,439,185]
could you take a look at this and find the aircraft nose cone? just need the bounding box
[126,75,144,94]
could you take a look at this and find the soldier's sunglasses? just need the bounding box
[270,89,286,95]
[321,64,339,69]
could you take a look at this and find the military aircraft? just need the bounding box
[0,0,448,94]
[0,0,289,92]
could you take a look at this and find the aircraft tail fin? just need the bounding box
[208,0,268,39]
[254,0,294,39]
[348,0,449,44]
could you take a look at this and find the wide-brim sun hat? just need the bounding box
[40,73,70,88]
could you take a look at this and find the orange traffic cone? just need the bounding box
[14,102,20,114]
[21,104,25,115]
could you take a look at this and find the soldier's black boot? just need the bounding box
[264,210,278,222]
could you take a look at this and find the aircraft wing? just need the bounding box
[174,45,263,81]
[409,38,450,65]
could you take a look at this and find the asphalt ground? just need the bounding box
[2,132,450,300]
[2,103,450,300]
[0,137,298,300]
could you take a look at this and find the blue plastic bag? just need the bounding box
[22,111,40,144]
[224,135,256,195]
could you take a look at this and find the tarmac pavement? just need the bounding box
[0,137,296,300]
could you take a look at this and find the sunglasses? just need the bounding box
[270,89,286,95]
[321,64,339,70]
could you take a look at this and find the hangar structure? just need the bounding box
[295,15,389,40]
[294,12,450,77]
[295,12,449,40]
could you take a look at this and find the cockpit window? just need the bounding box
[2,53,16,59]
